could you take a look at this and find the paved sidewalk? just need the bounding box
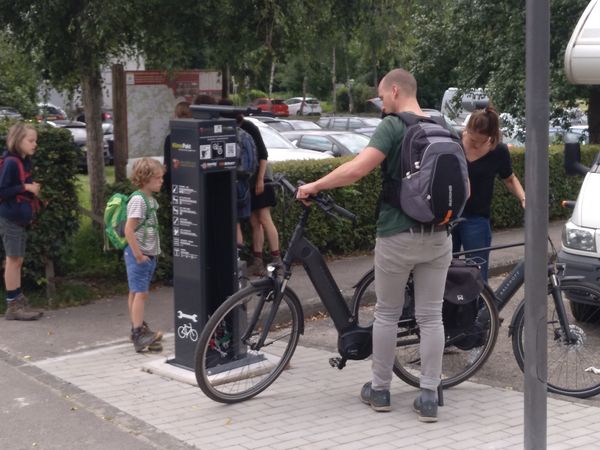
[4,219,598,449]
[32,336,600,450]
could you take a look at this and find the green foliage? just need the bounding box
[0,122,81,286]
[334,82,375,113]
[268,158,380,255]
[489,145,599,228]
[248,89,268,101]
[0,33,39,118]
[66,146,598,284]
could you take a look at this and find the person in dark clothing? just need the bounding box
[163,101,192,193]
[0,123,43,320]
[452,106,526,280]
[239,118,282,276]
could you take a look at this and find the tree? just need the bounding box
[0,1,144,219]
[409,0,597,141]
[0,32,39,117]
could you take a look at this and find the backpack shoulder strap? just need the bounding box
[389,112,438,127]
[4,156,26,185]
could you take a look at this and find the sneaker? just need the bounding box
[132,326,161,352]
[360,382,391,412]
[5,294,43,321]
[413,396,438,423]
[130,321,163,342]
[247,257,265,276]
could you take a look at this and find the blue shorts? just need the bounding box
[124,246,157,293]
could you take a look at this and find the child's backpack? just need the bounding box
[104,191,155,250]
[382,113,468,225]
[237,128,258,178]
[0,154,42,221]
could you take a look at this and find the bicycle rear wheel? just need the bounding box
[195,283,302,403]
[351,270,500,388]
[511,281,600,398]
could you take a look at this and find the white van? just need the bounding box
[558,142,600,318]
[558,0,600,317]
[440,88,489,125]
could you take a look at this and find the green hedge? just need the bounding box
[101,144,598,280]
[0,122,81,287]
[265,145,599,255]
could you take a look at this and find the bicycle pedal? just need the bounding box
[328,357,347,370]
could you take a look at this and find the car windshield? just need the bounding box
[272,99,285,105]
[332,133,370,154]
[259,127,295,149]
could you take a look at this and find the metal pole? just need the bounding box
[524,0,549,448]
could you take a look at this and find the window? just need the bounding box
[332,119,348,130]
[299,136,334,153]
[348,119,363,130]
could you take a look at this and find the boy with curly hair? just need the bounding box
[125,157,164,352]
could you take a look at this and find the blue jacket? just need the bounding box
[0,151,35,225]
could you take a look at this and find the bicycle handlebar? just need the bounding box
[273,173,357,224]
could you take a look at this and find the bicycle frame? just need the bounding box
[275,206,354,333]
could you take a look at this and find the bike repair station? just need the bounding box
[167,104,263,372]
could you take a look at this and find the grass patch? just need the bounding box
[0,276,129,314]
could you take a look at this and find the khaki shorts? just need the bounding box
[0,216,27,257]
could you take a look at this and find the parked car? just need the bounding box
[36,103,67,121]
[284,97,322,116]
[440,88,489,124]
[362,102,463,135]
[0,106,23,120]
[249,122,332,162]
[281,130,369,157]
[549,125,589,144]
[127,122,330,176]
[47,120,110,170]
[75,109,114,133]
[317,116,381,131]
[251,98,289,117]
[258,118,321,132]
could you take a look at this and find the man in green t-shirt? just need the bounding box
[297,68,452,422]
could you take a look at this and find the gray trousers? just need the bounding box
[372,230,452,391]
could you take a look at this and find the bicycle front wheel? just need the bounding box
[351,269,500,388]
[512,281,600,398]
[195,283,302,403]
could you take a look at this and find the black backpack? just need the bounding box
[382,113,468,225]
[442,258,486,350]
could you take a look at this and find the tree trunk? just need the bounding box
[332,46,337,114]
[81,68,106,222]
[589,86,600,145]
[345,44,353,114]
[268,58,275,98]
[111,64,128,182]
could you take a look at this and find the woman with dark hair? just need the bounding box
[452,106,525,281]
